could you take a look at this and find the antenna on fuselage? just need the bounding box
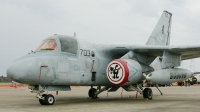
[74,33,76,37]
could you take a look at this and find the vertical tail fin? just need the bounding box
[146,11,172,46]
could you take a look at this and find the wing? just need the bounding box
[101,45,200,63]
[167,45,200,60]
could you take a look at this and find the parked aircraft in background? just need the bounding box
[7,11,200,105]
[193,73,200,83]
[186,59,200,84]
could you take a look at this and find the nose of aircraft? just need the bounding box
[7,56,57,84]
[7,64,15,80]
[6,58,39,83]
[6,60,29,82]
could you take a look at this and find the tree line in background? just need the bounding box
[0,76,11,82]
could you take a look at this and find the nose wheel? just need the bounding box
[143,88,153,100]
[39,94,55,105]
[39,94,47,105]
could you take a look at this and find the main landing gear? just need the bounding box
[37,94,55,105]
[88,88,98,98]
[143,88,153,100]
[88,86,154,100]
[88,86,110,98]
[123,84,153,100]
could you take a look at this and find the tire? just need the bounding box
[88,88,97,98]
[39,94,47,105]
[39,99,46,105]
[44,94,55,105]
[143,88,153,100]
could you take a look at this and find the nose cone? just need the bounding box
[6,60,28,82]
[7,64,15,80]
[6,56,57,85]
[6,58,39,83]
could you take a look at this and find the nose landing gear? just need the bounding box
[38,94,55,105]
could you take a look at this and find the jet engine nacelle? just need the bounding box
[194,75,200,83]
[146,68,192,84]
[106,59,142,86]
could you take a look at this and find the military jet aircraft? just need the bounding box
[7,11,200,105]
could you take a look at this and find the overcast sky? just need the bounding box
[1,0,200,76]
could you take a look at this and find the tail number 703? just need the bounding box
[80,49,90,56]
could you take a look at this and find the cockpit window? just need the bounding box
[58,36,78,54]
[35,39,57,51]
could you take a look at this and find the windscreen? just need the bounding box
[58,36,78,54]
[35,39,57,51]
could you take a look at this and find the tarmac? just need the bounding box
[1,85,200,112]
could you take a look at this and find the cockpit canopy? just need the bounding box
[36,39,57,51]
[58,36,78,54]
[35,36,78,55]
